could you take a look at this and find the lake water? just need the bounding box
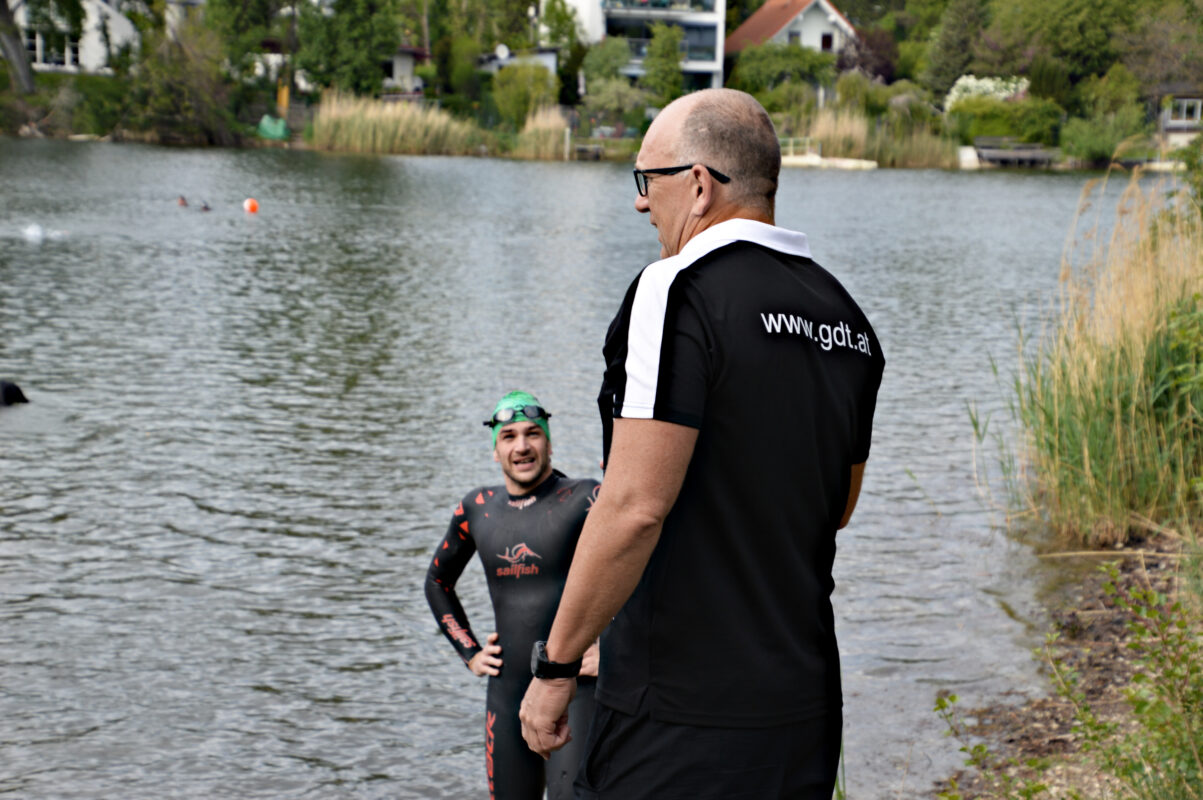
[0,139,1122,798]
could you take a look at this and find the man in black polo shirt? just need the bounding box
[519,88,885,798]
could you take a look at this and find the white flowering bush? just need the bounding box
[944,75,1030,111]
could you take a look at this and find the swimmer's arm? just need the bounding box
[839,462,866,529]
[424,510,484,667]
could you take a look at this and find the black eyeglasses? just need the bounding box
[633,165,731,196]
[483,405,552,427]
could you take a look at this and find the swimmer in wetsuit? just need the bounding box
[425,391,599,800]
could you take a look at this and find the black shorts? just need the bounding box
[573,694,841,800]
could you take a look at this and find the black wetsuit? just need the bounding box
[425,470,600,800]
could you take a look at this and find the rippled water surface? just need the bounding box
[1,140,1115,798]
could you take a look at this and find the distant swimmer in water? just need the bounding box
[200,201,211,212]
[1,380,29,405]
[178,195,188,207]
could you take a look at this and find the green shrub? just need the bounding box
[492,63,558,131]
[1060,105,1149,166]
[72,74,129,134]
[946,95,1063,145]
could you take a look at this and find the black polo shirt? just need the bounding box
[596,218,885,727]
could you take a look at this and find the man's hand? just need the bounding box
[467,632,502,676]
[520,676,576,759]
[580,640,600,678]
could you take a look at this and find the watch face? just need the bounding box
[531,641,545,674]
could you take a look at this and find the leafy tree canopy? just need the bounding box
[583,36,630,83]
[492,62,557,128]
[729,42,836,94]
[297,0,402,95]
[920,0,987,99]
[1119,0,1203,101]
[640,22,683,107]
[582,75,647,118]
[203,0,292,75]
[541,0,580,48]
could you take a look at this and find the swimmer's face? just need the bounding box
[493,420,552,494]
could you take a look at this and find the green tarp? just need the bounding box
[257,115,289,141]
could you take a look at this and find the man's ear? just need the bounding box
[493,447,500,463]
[691,166,714,216]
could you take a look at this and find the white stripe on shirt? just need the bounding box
[619,219,811,418]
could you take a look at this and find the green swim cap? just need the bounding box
[485,390,552,447]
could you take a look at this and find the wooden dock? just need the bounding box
[973,136,1056,168]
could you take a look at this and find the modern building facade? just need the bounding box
[571,0,727,91]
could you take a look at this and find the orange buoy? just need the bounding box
[243,198,259,214]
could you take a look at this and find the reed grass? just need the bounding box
[807,108,868,159]
[311,91,488,155]
[1013,170,1203,546]
[511,106,569,161]
[804,108,958,168]
[870,126,959,169]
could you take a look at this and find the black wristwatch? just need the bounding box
[531,640,582,679]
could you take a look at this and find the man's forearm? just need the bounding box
[544,498,663,663]
[542,418,698,664]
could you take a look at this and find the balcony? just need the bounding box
[604,0,716,14]
[627,37,716,62]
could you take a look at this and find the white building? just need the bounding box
[568,0,727,91]
[725,0,855,59]
[7,0,141,73]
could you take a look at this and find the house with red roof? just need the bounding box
[725,0,856,57]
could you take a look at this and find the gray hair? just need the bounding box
[675,89,780,214]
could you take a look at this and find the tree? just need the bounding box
[541,0,580,48]
[583,76,645,117]
[202,0,292,79]
[1120,0,1203,105]
[921,0,987,100]
[128,17,238,144]
[728,41,836,94]
[1,0,85,94]
[297,0,402,95]
[639,22,682,107]
[1036,0,1134,81]
[583,36,629,84]
[836,0,906,27]
[492,62,557,128]
[836,27,898,82]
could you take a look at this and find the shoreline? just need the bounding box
[932,532,1185,798]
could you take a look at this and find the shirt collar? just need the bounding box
[680,218,811,260]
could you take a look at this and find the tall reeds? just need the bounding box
[311,91,488,155]
[1013,171,1203,546]
[804,108,958,168]
[807,108,868,158]
[511,106,569,161]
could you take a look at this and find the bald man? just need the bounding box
[520,89,886,799]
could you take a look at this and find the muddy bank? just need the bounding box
[931,533,1186,798]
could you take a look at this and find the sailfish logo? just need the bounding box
[497,543,541,578]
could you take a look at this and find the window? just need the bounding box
[1170,99,1202,124]
[788,30,800,45]
[821,32,833,51]
[21,29,80,67]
